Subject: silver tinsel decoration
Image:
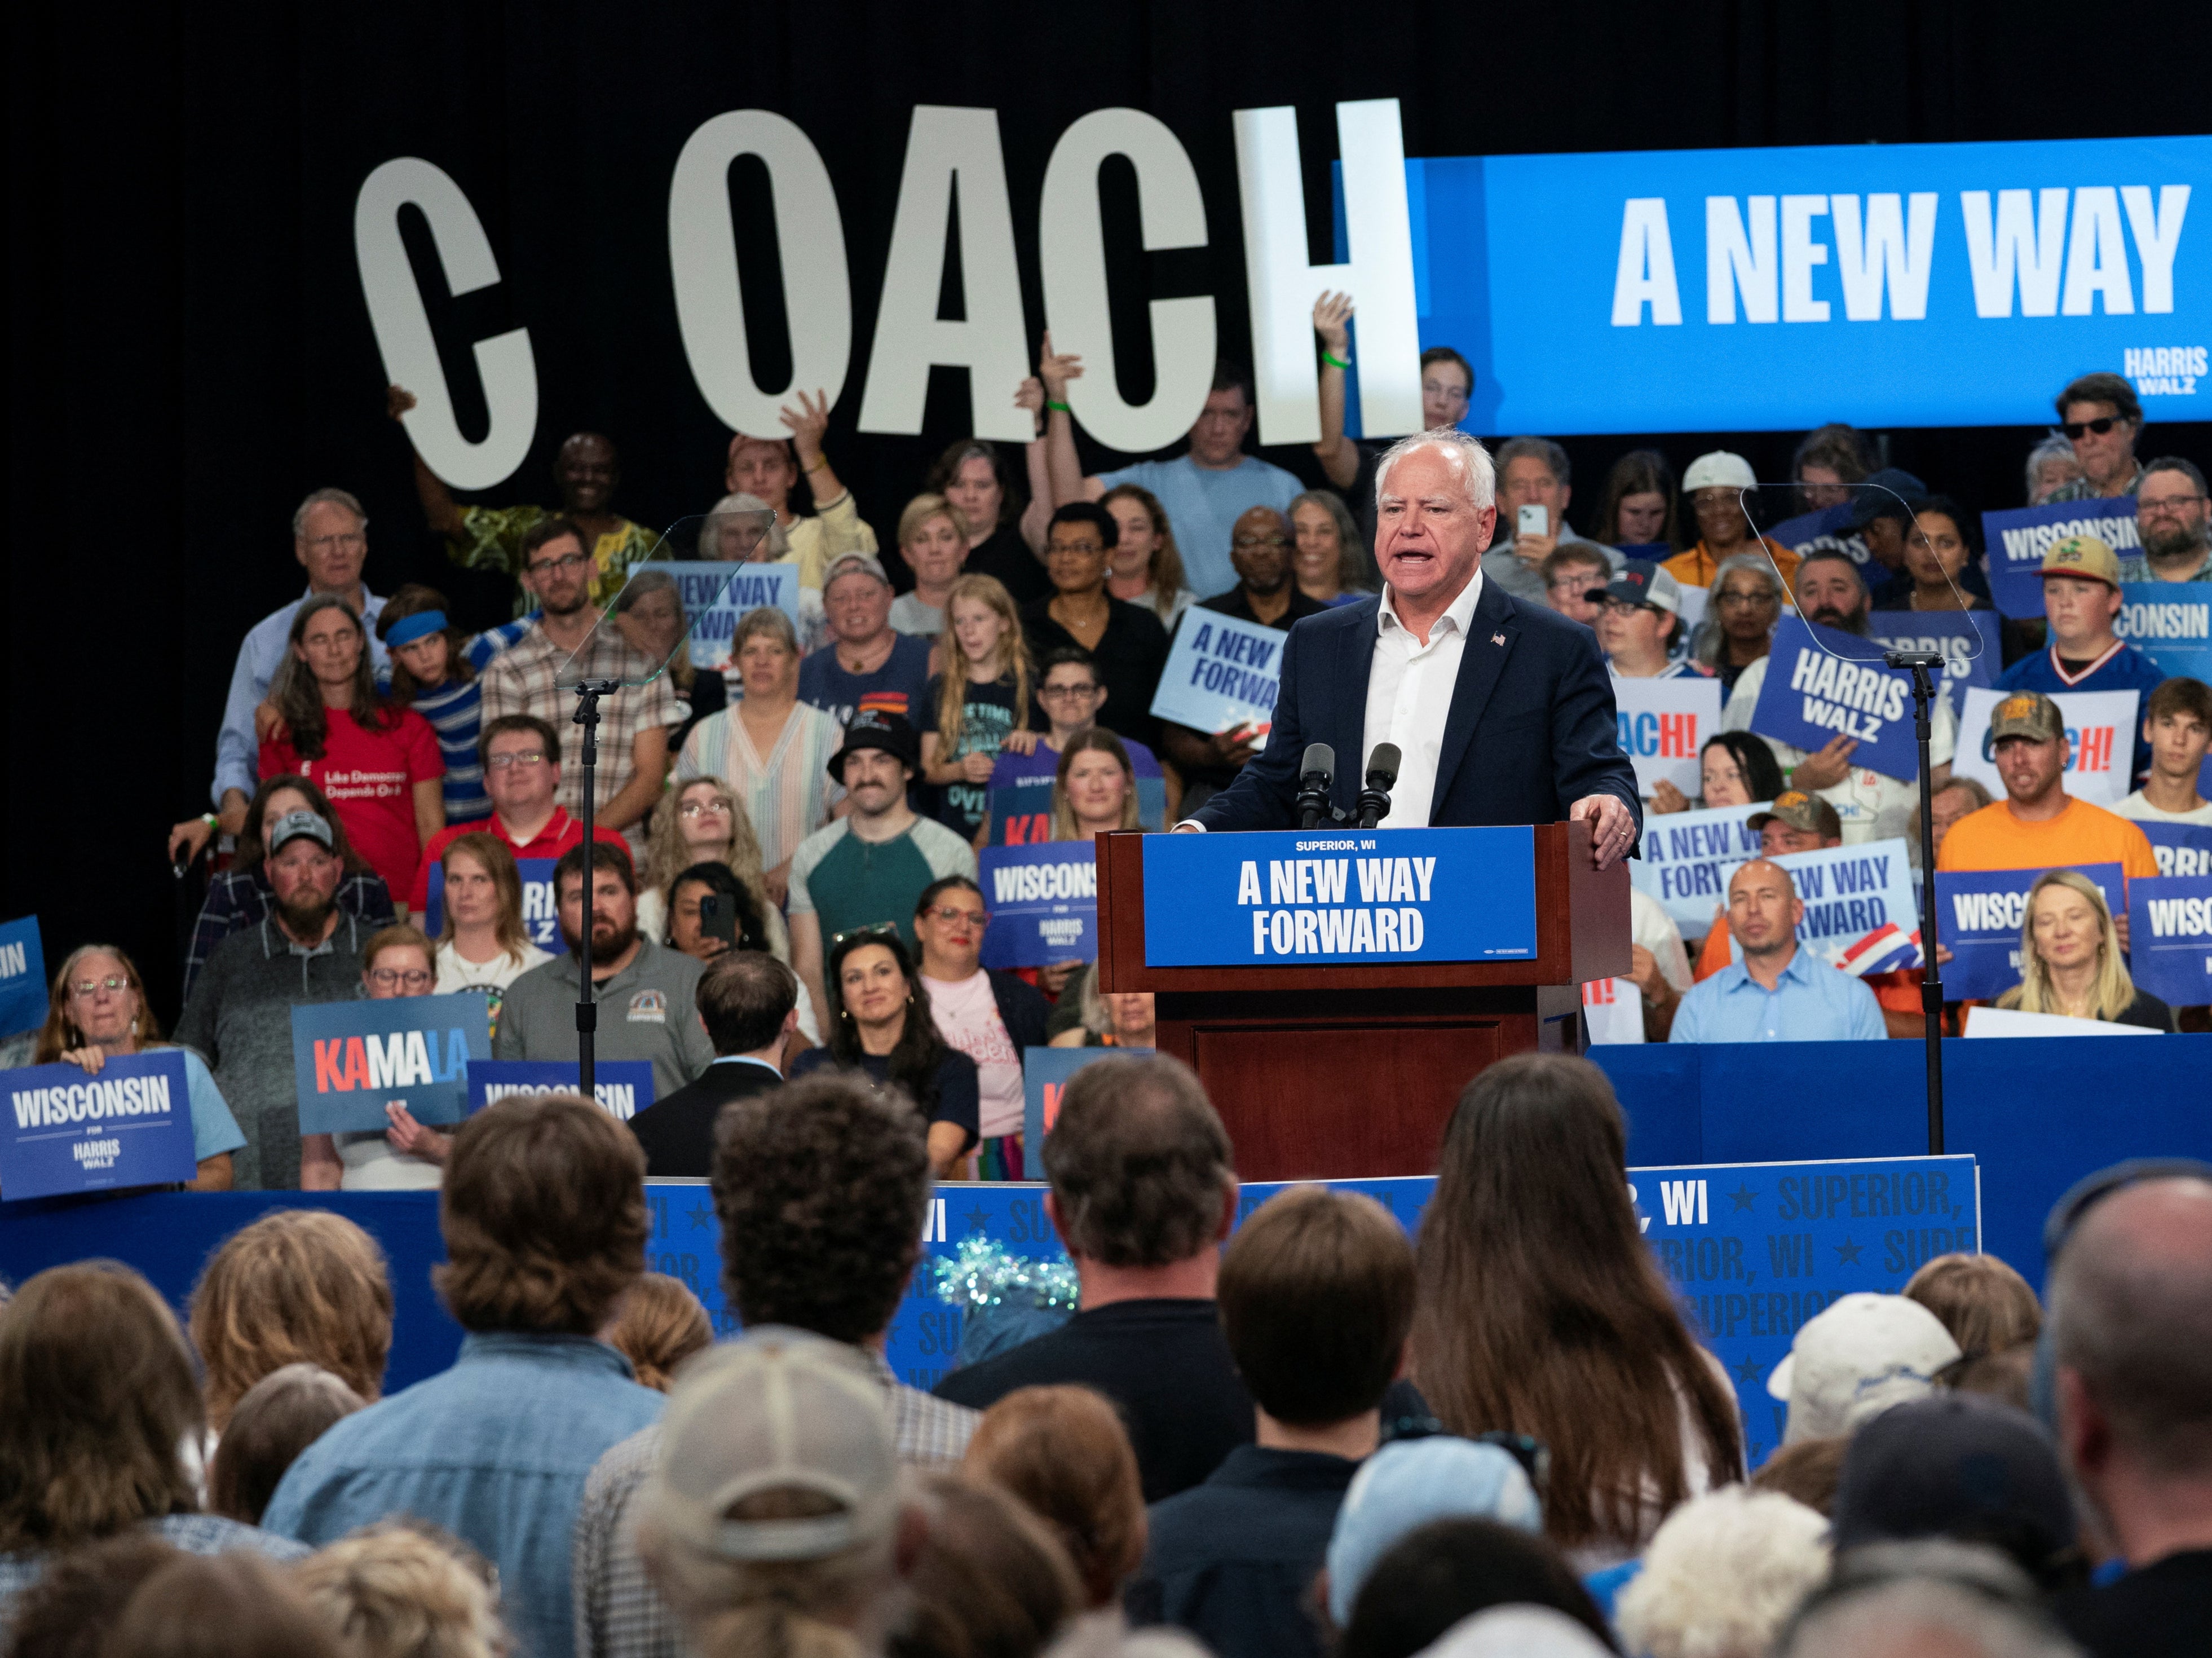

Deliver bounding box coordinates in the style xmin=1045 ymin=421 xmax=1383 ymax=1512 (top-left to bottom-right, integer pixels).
xmin=930 ymin=1237 xmax=1080 ymax=1311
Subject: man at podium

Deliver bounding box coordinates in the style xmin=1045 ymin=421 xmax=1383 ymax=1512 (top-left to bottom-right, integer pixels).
xmin=1178 ymin=431 xmax=1641 ymax=869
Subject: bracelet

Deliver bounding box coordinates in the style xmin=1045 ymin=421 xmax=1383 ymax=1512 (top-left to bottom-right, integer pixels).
xmin=1320 ymin=350 xmax=1350 ymax=369
xmin=804 ymin=455 xmax=830 ymax=473
xmin=1047 ymin=399 xmax=1071 ymax=412
xmin=200 ymin=812 xmax=218 ymax=828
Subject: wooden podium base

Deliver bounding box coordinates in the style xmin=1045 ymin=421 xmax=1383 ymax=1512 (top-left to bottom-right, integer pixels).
xmin=1153 ymin=984 xmax=1584 ymax=1180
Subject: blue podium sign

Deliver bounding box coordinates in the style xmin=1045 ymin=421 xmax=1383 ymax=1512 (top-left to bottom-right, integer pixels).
xmin=978 ymin=844 xmax=1097 ymax=969
xmin=1 ymin=1052 xmax=197 ymax=1200
xmin=2140 ymin=821 xmax=2212 ymax=879
xmin=465 ymin=1059 xmax=656 ymax=1122
xmin=1935 ymin=862 xmax=2125 ymax=1002
xmin=0 ymin=916 xmax=46 ymax=1039
xmin=291 ymin=994 xmax=490 ymax=1135
xmin=1140 ymin=827 xmax=1538 ymax=965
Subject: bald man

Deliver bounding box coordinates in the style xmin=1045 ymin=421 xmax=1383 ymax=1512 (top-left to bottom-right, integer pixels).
xmin=1669 ymin=858 xmax=1886 ymax=1042
xmin=2053 ymin=1175 xmax=2212 ymax=1655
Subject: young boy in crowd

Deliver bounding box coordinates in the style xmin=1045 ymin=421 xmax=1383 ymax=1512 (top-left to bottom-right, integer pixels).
xmin=1129 ymin=1185 xmax=1415 ymax=1658
xmin=2114 ymin=675 xmax=2212 ymax=826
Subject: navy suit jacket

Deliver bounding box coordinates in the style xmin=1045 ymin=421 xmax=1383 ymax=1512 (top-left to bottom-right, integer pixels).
xmin=1191 ymin=579 xmax=1641 ymax=837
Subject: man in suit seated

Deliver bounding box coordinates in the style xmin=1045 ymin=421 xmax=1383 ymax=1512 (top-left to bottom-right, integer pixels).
xmin=1179 ymin=430 xmax=1640 ymax=869
xmin=625 ymin=951 xmax=798 ymax=1177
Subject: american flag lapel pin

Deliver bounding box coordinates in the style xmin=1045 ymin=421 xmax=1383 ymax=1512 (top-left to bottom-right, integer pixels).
xmin=1491 ymin=632 xmax=1506 ymax=645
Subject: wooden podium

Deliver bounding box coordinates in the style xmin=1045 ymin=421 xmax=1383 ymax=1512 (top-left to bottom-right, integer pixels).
xmin=1093 ymin=822 xmax=1632 ymax=1181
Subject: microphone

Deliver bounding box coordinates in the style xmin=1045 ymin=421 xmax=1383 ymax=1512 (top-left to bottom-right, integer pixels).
xmin=1356 ymin=743 xmax=1401 ymax=829
xmin=1295 ymin=744 xmax=1335 ymax=829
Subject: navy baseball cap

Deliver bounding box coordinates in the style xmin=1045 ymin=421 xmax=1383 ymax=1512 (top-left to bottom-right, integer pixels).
xmin=1831 ymin=1393 xmax=2074 ymax=1568
xmin=1587 ymin=564 xmax=1683 ymax=616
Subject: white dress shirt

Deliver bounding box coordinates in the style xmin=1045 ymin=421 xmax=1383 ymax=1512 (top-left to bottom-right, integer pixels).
xmin=1365 ymin=570 xmax=1484 ymax=827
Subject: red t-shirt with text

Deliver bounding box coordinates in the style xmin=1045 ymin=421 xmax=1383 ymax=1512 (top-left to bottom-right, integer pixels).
xmin=263 ymin=709 xmax=444 ymax=905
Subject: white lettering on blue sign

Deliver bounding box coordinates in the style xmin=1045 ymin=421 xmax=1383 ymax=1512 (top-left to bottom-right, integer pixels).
xmin=11 ymin=1073 xmax=174 ymax=1129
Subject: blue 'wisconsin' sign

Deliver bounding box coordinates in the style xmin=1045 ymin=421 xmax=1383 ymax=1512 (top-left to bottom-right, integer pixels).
xmin=1933 ymin=862 xmax=2125 ymax=1002
xmin=0 ymin=916 xmax=46 ymax=1039
xmin=2127 ymin=876 xmax=2212 ymax=1007
xmin=290 ymin=994 xmax=490 ymax=1135
xmin=1981 ymin=500 xmax=2145 ymax=619
xmin=1749 ymin=615 xmax=1923 ymax=781
xmin=1 ymin=1051 xmax=197 ymax=1200
xmin=978 ymin=844 xmax=1098 ymax=969
xmin=2139 ymin=820 xmax=2212 ymax=879
xmin=465 ymin=1060 xmax=657 ymax=1122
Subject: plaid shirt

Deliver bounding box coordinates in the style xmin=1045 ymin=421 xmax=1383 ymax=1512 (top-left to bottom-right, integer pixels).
xmin=572 ymin=1351 xmax=975 ymax=1658
xmin=0 ymin=1514 xmax=306 ymax=1641
xmin=478 ymin=623 xmax=682 ymax=825
xmin=181 ymin=865 xmax=395 ymax=1003
xmin=2043 ymin=462 xmax=2143 ymax=502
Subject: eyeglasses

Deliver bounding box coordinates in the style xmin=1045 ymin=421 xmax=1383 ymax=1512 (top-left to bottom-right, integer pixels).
xmin=1039 ymin=682 xmax=1102 ymax=701
xmin=924 ymin=906 xmax=988 ymax=928
xmin=485 ymin=751 xmax=548 ymax=769
xmin=68 ymin=975 xmax=131 ymax=999
xmin=831 ymin=922 xmax=902 ymax=947
xmin=1716 ymin=588 xmax=1780 ymax=608
xmin=304 ymin=532 xmax=367 ymax=554
xmin=526 ymin=552 xmax=590 ymax=577
xmin=2060 ymin=416 xmax=2127 ymax=439
xmin=677 ymin=800 xmax=728 ymax=817
xmin=368 ymin=968 xmax=434 ymax=990
xmin=2139 ymin=493 xmax=2208 ymax=515
xmin=1233 ymin=535 xmax=1290 ymax=550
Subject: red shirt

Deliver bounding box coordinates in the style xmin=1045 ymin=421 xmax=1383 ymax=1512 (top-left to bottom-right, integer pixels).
xmin=410 ymin=805 xmax=631 ymax=912
xmin=262 ymin=709 xmax=443 ymax=905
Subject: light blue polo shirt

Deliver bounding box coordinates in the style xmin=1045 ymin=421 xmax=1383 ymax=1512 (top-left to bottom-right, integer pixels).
xmin=1669 ymin=945 xmax=1887 ymax=1043
xmin=1097 ymin=455 xmax=1303 ymax=602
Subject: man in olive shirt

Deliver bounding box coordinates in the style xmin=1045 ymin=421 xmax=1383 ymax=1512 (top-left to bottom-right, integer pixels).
xmin=495 ymin=841 xmax=713 ymax=1101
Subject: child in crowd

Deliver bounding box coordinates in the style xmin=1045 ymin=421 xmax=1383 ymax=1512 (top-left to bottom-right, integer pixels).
xmin=374 ymin=583 xmax=527 ymax=826
xmin=919 ymin=574 xmax=1034 ymax=841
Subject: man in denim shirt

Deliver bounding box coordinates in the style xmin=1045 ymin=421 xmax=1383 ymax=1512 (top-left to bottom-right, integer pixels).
xmin=263 ymin=1095 xmax=663 ymax=1658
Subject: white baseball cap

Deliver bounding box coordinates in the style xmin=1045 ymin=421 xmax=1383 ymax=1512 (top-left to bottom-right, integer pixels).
xmin=1767 ymin=1293 xmax=1962 ymax=1445
xmin=1682 ymin=451 xmax=1759 ymax=493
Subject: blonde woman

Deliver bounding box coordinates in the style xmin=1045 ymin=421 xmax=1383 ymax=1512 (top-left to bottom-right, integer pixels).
xmin=1100 ymin=484 xmax=1191 ymax=629
xmin=889 ymin=493 xmax=971 ymax=637
xmin=431 ymin=833 xmax=550 ymax=1035
xmin=637 ymin=776 xmax=790 ymax=961
xmin=1992 ymin=869 xmax=2173 ymax=1030
xmin=920 ymin=574 xmax=1034 ymax=840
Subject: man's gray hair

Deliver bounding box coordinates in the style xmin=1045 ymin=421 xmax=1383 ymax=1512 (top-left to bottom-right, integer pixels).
xmin=1494 ymin=436 xmax=1571 ymax=490
xmin=1777 ymin=1542 xmax=2079 ymax=1658
xmin=1374 ymin=429 xmax=1496 ymax=511
xmin=293 ymin=487 xmax=367 ymax=537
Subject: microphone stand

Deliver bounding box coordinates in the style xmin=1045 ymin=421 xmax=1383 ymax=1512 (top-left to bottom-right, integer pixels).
xmin=1884 ymin=650 xmax=1946 ymax=1155
xmin=571 ymin=677 xmax=618 ymax=1098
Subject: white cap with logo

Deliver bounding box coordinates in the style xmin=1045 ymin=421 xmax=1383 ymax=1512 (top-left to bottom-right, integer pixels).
xmin=1766 ymin=1291 xmax=1963 ymax=1445
xmin=1682 ymin=451 xmax=1759 ymax=493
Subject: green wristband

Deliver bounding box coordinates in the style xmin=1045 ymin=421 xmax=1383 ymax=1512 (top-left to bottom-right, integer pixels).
xmin=1046 ymin=399 xmax=1071 ymax=412
xmin=1320 ymin=350 xmax=1350 ymax=370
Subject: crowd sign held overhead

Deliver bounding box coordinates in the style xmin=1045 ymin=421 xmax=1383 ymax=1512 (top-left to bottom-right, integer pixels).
xmin=0 ymin=1052 xmax=196 ymax=1201
xmin=1630 ymin=800 xmax=1767 ymax=937
xmin=290 ymin=994 xmax=490 ymax=1136
xmin=1953 ymin=688 xmax=2137 ymax=809
xmin=1934 ymin=862 xmax=2125 ymax=1002
xmin=1612 ymin=677 xmax=1723 ymax=800
xmin=1749 ymin=616 xmax=1921 ymax=781
xmin=1150 ymin=611 xmax=1286 ymax=738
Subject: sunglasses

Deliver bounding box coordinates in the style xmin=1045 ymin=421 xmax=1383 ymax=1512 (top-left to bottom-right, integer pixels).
xmin=831 ymin=921 xmax=902 ymax=948
xmin=2060 ymin=416 xmax=2127 ymax=439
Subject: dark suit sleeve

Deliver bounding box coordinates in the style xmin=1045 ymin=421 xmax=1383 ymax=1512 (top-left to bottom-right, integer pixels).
xmin=1549 ymin=623 xmax=1644 ymax=842
xmin=1189 ymin=621 xmax=1309 ymax=832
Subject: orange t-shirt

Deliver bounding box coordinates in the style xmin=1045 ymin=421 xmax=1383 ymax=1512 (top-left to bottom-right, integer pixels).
xmin=1934 ymin=797 xmax=2160 ymax=880
xmin=1663 ymin=536 xmax=1799 ymax=591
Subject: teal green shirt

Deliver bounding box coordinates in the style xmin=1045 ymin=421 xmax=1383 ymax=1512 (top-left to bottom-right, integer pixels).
xmin=788 ymin=815 xmax=979 ymax=949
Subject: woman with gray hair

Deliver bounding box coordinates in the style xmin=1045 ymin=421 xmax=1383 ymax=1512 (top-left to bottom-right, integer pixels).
xmin=1689 ymin=552 xmax=1787 ymax=697
xmin=701 ymin=491 xmax=828 ymax=655
xmin=2026 ymin=433 xmax=2086 ymax=504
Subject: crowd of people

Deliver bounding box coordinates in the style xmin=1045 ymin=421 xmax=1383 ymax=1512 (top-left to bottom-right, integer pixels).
xmin=1 ymin=1053 xmax=2205 ymax=1658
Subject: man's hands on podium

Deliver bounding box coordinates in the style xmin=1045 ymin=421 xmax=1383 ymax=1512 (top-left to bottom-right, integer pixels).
xmin=1571 ymin=794 xmax=1636 ymax=870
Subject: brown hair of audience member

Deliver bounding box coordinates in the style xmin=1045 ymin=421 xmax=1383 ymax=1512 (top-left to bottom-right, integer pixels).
xmin=1336 ymin=1517 xmax=1617 ymax=1658
xmin=1039 ymin=1056 xmax=1234 ymax=1268
xmin=34 ymin=942 xmax=161 ymax=1062
xmin=1941 ymin=1345 xmax=2037 ymax=1413
xmin=364 ymin=921 xmax=437 ymax=976
xmin=1218 ymin=1185 xmax=1415 ymax=1426
xmin=438 ymin=832 xmax=535 ymax=962
xmin=1905 ymin=1253 xmax=2043 ymax=1357
xmin=292 ymin=1520 xmax=507 ymax=1658
xmin=1590 ymin=448 xmax=1681 ymax=549
xmin=269 ymin=594 xmax=400 ymax=761
xmin=235 ymin=772 xmax=374 ymax=874
xmin=891 ymin=1474 xmax=1083 ymax=1658
xmin=608 ymin=1273 xmax=716 ymax=1392
xmin=1097 ymin=484 xmax=1188 ymax=614
xmin=434 ymin=1093 xmax=648 ymax=1335
xmin=100 ymin=1551 xmax=345 ymax=1658
xmin=3 ymin=1531 xmax=181 ymax=1658
xmin=961 ymin=1387 xmax=1146 ymax=1609
xmin=189 ymin=1209 xmax=394 ymax=1431
xmin=1050 ymin=727 xmax=1142 ymax=840
xmin=205 ymin=1364 xmax=367 ymax=1526
xmin=0 ymin=1263 xmax=202 ymax=1553
xmin=696 ymin=950 xmax=800 ymax=1054
xmin=1411 ymin=1055 xmax=1743 ymax=1551
xmin=710 ymin=1074 xmax=930 ymax=1342
xmin=1751 ymin=1436 xmax=1849 ymax=1518
xmin=374 ymin=583 xmax=478 ymax=704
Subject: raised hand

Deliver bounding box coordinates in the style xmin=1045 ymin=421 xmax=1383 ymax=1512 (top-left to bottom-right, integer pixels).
xmin=1312 ymin=291 xmax=1354 ymax=352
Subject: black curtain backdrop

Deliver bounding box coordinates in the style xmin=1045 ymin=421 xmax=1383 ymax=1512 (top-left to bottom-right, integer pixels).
xmin=11 ymin=1 xmax=2212 ymax=1024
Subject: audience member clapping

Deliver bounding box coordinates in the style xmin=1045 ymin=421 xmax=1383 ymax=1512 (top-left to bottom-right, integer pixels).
xmin=1992 ymin=869 xmax=2173 ymax=1030
xmin=891 ymin=1473 xmax=1082 ymax=1658
xmin=636 ymin=775 xmax=788 ymax=958
xmin=920 ymin=575 xmax=1034 ymax=841
xmin=303 ymin=923 xmax=453 ymax=1188
xmin=1613 ymin=1487 xmax=1830 ymax=1658
xmin=98 ymin=1550 xmax=345 ymax=1658
xmin=292 ymin=1520 xmax=509 ymax=1658
xmin=0 ymin=1263 xmax=306 ymax=1631
xmin=1 ymin=1531 xmax=180 ymax=1658
xmin=189 ymin=1209 xmax=393 ymax=1434
xmin=206 ymin=1365 xmax=366 ymax=1528
xmin=1409 ymin=1055 xmax=1742 ymax=1566
xmin=1774 ymin=1540 xmax=2082 ymax=1658
xmin=962 ymin=1387 xmax=1147 ymax=1612
xmin=1766 ymin=1293 xmax=1961 ymax=1444
xmin=606 ymin=1273 xmax=714 ymax=1394
xmin=1904 ymin=1250 xmax=2042 ymax=1358
xmin=35 ymin=942 xmax=245 ymax=1190
xmin=890 ymin=493 xmax=972 ymax=635
xmin=1335 ymin=1520 xmax=1614 ymax=1658
xmin=1321 ymin=1437 xmax=1545 ymax=1631
xmin=262 ymin=1095 xmax=664 ymax=1658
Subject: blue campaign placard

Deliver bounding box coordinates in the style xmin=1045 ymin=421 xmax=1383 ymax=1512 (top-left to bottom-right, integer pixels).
xmin=640 ymin=1150 xmax=1977 ymax=1454
xmin=1766 ymin=502 xmax=1861 ymax=557
xmin=2117 ymin=583 xmax=2212 ymax=680
xmin=427 ymin=857 xmax=564 ymax=955
xmin=1615 ymin=541 xmax=1674 ymax=563
xmin=2128 ymin=877 xmax=2212 ymax=1006
xmin=0 ymin=916 xmax=46 ymax=1038
xmin=464 ymin=1059 xmax=657 ymax=1122
xmin=1981 ymin=500 xmax=2146 ymax=619
xmin=1021 ymin=1044 xmax=1153 ymax=1151
xmin=290 ymin=994 xmax=490 ymax=1135
xmin=1749 ymin=614 xmax=1922 ymax=780
xmin=1761 ymin=839 xmax=1922 ymax=975
xmin=1141 ymin=826 xmax=1538 ymax=966
xmin=1867 ymin=611 xmax=2003 ymax=699
xmin=1933 ymin=862 xmax=2125 ymax=1002
xmin=977 ymin=844 xmax=1097 ymax=970
xmin=1 ymin=1051 xmax=197 ymax=1200
xmin=1631 ymin=801 xmax=1767 ymax=939
xmin=2139 ymin=820 xmax=2212 ymax=879
xmin=1149 ymin=611 xmax=1287 ymax=735
xmin=655 ymin=562 xmax=802 ymax=672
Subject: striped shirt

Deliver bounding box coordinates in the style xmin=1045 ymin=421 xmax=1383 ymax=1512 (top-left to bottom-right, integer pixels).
xmin=674 ymin=700 xmax=846 ymax=875
xmin=380 ymin=620 xmax=532 ymax=825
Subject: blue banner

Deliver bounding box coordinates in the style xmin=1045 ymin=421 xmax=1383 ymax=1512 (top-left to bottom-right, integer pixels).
xmin=290 ymin=994 xmax=491 ymax=1135
xmin=1148 ymin=611 xmax=1286 ymax=736
xmin=2140 ymin=820 xmax=2212 ymax=878
xmin=0 ymin=916 xmax=45 ymax=1039
xmin=2127 ymin=877 xmax=2212 ymax=1007
xmin=1766 ymin=502 xmax=1866 ymax=561
xmin=2117 ymin=583 xmax=2212 ymax=680
xmin=1 ymin=1052 xmax=197 ymax=1201
xmin=1141 ymin=827 xmax=1538 ymax=965
xmin=977 ymin=844 xmax=1097 ymax=969
xmin=985 ymin=744 xmax=1169 ymax=844
xmin=1615 ymin=541 xmax=1674 ymax=563
xmin=1632 ymin=802 xmax=1767 ymax=939
xmin=1867 ymin=611 xmax=2003 ymax=699
xmin=1761 ymin=839 xmax=1922 ymax=976
xmin=1933 ymin=862 xmax=2125 ymax=1002
xmin=1981 ymin=500 xmax=2145 ymax=619
xmin=654 ymin=562 xmax=802 ymax=672
xmin=1748 ymin=615 xmax=1922 ymax=780
xmin=426 ymin=858 xmax=564 ymax=955
xmin=1368 ymin=136 xmax=2212 ymax=438
xmin=642 ymin=1152 xmax=1977 ymax=1461
xmin=463 ymin=1059 xmax=657 ymax=1122
xmin=1021 ymin=1044 xmax=1151 ymax=1151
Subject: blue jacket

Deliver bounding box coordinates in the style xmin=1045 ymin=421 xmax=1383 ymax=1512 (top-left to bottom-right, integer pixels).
xmin=1193 ymin=582 xmax=1641 ymax=837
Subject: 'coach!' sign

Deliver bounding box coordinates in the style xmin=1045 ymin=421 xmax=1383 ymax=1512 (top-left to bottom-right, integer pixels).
xmin=1140 ymin=827 xmax=1538 ymax=965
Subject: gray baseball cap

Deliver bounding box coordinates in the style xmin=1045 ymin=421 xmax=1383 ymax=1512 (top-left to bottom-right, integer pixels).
xmin=265 ymin=809 xmax=334 ymax=856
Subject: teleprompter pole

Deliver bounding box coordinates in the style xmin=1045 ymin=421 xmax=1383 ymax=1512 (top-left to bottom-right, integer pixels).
xmin=1884 ymin=650 xmax=1946 ymax=1154
xmin=571 ymin=679 xmax=617 ymax=1099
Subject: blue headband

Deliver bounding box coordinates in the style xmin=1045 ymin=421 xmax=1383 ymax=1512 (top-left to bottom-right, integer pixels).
xmin=385 ymin=610 xmax=449 ymax=647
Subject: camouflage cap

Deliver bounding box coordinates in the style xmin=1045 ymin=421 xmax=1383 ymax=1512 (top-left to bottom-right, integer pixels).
xmin=1989 ymin=690 xmax=2065 ymax=743
xmin=2040 ymin=534 xmax=2122 ymax=589
xmin=1747 ymin=789 xmax=1843 ymax=840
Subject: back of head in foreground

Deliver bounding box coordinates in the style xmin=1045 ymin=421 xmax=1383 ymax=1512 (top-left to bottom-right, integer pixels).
xmin=963 ymin=1386 xmax=1146 ymax=1609
xmin=206 ymin=1362 xmax=367 ymax=1525
xmin=1409 ymin=1053 xmax=1741 ymax=1551
xmin=1613 ymin=1485 xmax=1830 ymax=1658
xmin=1903 ymin=1251 xmax=2042 ymax=1358
xmin=1773 ymin=1541 xmax=2082 ymax=1658
xmin=606 ymin=1272 xmax=714 ymax=1392
xmin=291 ymin=1519 xmax=508 ymax=1658
xmin=96 ymin=1550 xmax=344 ymax=1658
xmin=3 ymin=1531 xmax=180 ymax=1658
xmin=889 ymin=1472 xmax=1083 ymax=1658
xmin=1038 ymin=1056 xmax=1235 ymax=1269
xmin=1337 ymin=1518 xmax=1614 ymax=1658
